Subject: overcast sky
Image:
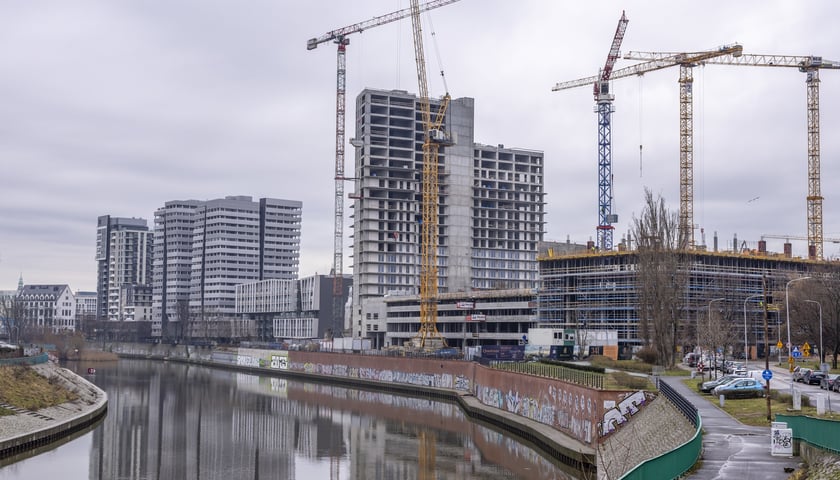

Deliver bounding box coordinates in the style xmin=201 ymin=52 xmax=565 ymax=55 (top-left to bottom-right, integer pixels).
xmin=1 ymin=1 xmax=839 ymax=292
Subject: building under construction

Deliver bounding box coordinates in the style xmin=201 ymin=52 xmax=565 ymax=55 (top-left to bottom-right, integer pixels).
xmin=349 ymin=88 xmax=545 ymax=342
xmin=538 ymin=245 xmax=838 ymax=359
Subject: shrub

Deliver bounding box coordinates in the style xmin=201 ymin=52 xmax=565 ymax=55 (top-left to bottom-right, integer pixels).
xmin=612 ymin=371 xmax=651 ymax=390
xmin=635 ymin=346 xmax=659 ymax=365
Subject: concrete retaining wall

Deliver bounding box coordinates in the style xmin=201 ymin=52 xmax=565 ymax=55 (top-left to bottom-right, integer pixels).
xmin=0 ymin=363 xmax=108 ymax=461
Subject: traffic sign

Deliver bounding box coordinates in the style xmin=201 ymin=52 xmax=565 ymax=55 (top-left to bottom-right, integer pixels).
xmin=776 ymin=340 xmax=783 ymax=349
xmin=762 ymin=369 xmax=773 ymax=381
xmin=793 ymin=350 xmax=802 ymax=359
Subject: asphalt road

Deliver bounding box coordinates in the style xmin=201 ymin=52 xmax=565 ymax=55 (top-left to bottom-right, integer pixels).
xmin=661 ymin=376 xmax=802 ymax=479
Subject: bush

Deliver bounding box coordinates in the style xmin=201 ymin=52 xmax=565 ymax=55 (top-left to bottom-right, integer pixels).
xmin=635 ymin=346 xmax=659 ymax=365
xmin=612 ymin=371 xmax=651 ymax=390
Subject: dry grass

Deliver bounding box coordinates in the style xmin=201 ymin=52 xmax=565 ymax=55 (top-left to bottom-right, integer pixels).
xmin=66 ymin=350 xmax=118 ymax=362
xmin=0 ymin=366 xmax=78 ymax=411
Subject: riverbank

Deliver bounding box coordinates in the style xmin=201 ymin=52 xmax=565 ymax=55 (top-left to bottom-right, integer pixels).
xmin=0 ymin=362 xmax=108 ymax=462
xmin=110 ymin=343 xmax=700 ymax=477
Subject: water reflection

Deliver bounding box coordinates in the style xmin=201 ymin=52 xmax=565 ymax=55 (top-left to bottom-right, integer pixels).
xmin=0 ymin=359 xmax=582 ymax=480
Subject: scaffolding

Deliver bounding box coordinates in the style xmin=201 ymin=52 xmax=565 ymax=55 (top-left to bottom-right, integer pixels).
xmin=538 ymin=251 xmax=823 ymax=358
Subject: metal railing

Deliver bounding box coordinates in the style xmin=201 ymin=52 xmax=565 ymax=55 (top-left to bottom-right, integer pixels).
xmin=655 ymin=377 xmax=698 ymax=428
xmin=0 ymin=353 xmax=49 ymax=366
xmin=487 ymin=360 xmax=604 ymax=389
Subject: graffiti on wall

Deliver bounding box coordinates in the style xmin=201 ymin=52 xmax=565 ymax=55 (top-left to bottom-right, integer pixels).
xmin=598 ymin=391 xmax=652 ymax=437
xmin=237 ymin=355 xmax=262 ymax=368
xmin=288 ymin=361 xmax=472 ymax=392
xmin=474 ymin=382 xmax=595 ymax=444
xmin=270 ymin=354 xmax=288 ymax=370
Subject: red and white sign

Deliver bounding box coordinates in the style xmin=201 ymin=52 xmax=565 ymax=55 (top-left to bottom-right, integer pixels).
xmin=467 ymin=314 xmax=486 ymax=322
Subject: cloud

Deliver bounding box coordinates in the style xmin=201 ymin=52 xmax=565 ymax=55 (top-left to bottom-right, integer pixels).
xmin=1 ymin=0 xmax=839 ymax=291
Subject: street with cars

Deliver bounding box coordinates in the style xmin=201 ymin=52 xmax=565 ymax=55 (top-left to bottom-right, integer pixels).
xmin=689 ymin=354 xmax=840 ymax=413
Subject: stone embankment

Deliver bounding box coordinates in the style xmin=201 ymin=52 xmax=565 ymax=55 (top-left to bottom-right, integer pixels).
xmin=0 ymin=362 xmax=108 ymax=461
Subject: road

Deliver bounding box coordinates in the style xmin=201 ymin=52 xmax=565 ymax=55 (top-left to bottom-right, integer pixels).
xmin=696 ymin=361 xmax=840 ymax=413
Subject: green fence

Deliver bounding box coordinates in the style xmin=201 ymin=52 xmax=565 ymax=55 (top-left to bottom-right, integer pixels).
xmin=619 ymin=413 xmax=703 ymax=480
xmin=776 ymin=413 xmax=840 ymax=455
xmin=490 ymin=361 xmax=604 ymax=389
xmin=0 ymin=353 xmax=48 ymax=366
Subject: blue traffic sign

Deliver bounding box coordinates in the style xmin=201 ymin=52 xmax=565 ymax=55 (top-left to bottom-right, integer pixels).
xmin=793 ymin=350 xmax=803 ymax=358
xmin=762 ymin=369 xmax=773 ymax=381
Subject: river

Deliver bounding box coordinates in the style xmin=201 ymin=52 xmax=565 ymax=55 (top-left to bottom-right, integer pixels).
xmin=0 ymin=359 xmax=582 ymax=479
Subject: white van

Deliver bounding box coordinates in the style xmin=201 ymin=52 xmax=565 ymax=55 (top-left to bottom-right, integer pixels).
xmin=745 ymin=370 xmax=766 ymax=382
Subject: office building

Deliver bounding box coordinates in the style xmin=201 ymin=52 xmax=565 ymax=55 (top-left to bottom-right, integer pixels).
xmin=235 ymin=274 xmax=352 ymax=342
xmin=153 ymin=196 xmax=302 ymax=339
xmin=349 ymin=88 xmax=545 ymax=339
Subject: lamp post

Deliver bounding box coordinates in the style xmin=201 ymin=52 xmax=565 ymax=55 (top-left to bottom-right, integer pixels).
xmin=743 ymin=294 xmax=762 ymax=369
xmin=804 ymin=299 xmax=823 ymax=366
xmin=708 ymin=298 xmax=725 ymax=379
xmin=785 ymin=276 xmax=811 ymax=373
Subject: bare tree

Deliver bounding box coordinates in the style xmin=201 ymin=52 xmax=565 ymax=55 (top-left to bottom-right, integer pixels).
xmin=788 ymin=269 xmax=840 ymax=367
xmin=0 ymin=297 xmax=27 ymax=344
xmin=175 ymin=299 xmax=191 ymax=344
xmin=632 ymin=188 xmax=685 ymax=368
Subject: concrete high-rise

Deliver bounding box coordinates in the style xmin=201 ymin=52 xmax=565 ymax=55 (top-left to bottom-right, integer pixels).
xmin=95 ymin=216 xmax=153 ymax=322
xmin=349 ymin=88 xmax=545 ymax=338
xmin=152 ymin=196 xmax=302 ymax=339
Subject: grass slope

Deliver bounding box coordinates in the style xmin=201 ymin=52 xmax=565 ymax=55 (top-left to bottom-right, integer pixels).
xmin=0 ymin=366 xmax=78 ymax=412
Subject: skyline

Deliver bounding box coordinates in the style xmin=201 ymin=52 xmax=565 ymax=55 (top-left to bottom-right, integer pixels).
xmin=2 ymin=1 xmax=839 ymax=291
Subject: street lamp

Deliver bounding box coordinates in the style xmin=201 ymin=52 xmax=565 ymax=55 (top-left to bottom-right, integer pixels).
xmin=708 ymin=298 xmax=725 ymax=378
xmin=785 ymin=276 xmax=811 ymax=373
xmin=804 ymin=299 xmax=823 ymax=366
xmin=743 ymin=294 xmax=762 ymax=369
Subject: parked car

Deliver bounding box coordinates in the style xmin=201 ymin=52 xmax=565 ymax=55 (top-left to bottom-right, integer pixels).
xmin=793 ymin=367 xmax=812 ymax=383
xmin=712 ymin=378 xmax=766 ymax=399
xmin=699 ymin=374 xmax=745 ymax=393
xmin=820 ymin=373 xmax=840 ymax=390
xmin=804 ymin=370 xmax=827 ymax=386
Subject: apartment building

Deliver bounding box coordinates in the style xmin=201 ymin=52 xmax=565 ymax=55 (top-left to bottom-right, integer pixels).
xmin=95 ymin=216 xmax=153 ymax=322
xmin=17 ymin=284 xmax=76 ymax=333
xmin=349 ymin=88 xmax=545 ymax=339
xmin=153 ymin=196 xmax=302 ymax=340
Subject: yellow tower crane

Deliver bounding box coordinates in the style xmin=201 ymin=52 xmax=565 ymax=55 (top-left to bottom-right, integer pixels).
xmin=307 ymin=0 xmax=460 ymax=339
xmin=626 ymin=51 xmax=840 ymax=260
xmin=410 ymin=0 xmax=451 ymax=350
xmin=554 ymin=44 xmax=743 ymax=250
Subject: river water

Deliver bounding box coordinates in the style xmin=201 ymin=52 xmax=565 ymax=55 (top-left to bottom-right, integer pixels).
xmin=0 ymin=359 xmax=582 ymax=480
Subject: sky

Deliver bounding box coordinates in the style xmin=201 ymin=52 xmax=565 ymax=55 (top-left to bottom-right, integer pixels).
xmin=1 ymin=1 xmax=839 ymax=292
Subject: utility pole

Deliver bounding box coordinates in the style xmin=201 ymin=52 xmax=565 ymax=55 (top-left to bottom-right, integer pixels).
xmin=763 ymin=275 xmax=771 ymax=421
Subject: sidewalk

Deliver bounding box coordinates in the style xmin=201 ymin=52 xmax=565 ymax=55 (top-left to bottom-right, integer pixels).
xmin=658 ymin=377 xmax=801 ymax=479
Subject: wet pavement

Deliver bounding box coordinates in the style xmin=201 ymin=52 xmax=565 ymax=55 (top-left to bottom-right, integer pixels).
xmin=659 ymin=376 xmax=802 ymax=479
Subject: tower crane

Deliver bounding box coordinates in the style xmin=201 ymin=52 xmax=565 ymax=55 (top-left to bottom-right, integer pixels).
xmin=555 ymin=44 xmax=742 ymax=250
xmin=626 ymin=51 xmax=840 ymax=260
xmin=306 ymin=0 xmax=460 ymax=338
xmin=410 ymin=0 xmax=451 ymax=349
xmin=552 ymin=11 xmax=629 ymax=251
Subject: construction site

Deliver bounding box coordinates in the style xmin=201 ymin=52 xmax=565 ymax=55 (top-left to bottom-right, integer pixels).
xmin=307 ymin=3 xmax=840 ymax=356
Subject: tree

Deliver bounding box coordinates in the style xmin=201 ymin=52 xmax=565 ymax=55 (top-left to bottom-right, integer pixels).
xmin=175 ymin=299 xmax=191 ymax=344
xmin=788 ymin=268 xmax=840 ymax=367
xmin=0 ymin=297 xmax=27 ymax=344
xmin=632 ymin=188 xmax=686 ymax=368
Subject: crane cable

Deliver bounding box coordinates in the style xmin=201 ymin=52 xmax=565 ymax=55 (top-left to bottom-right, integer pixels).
xmin=638 ymin=74 xmax=643 ymax=178
xmin=425 ymin=10 xmax=449 ymax=93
